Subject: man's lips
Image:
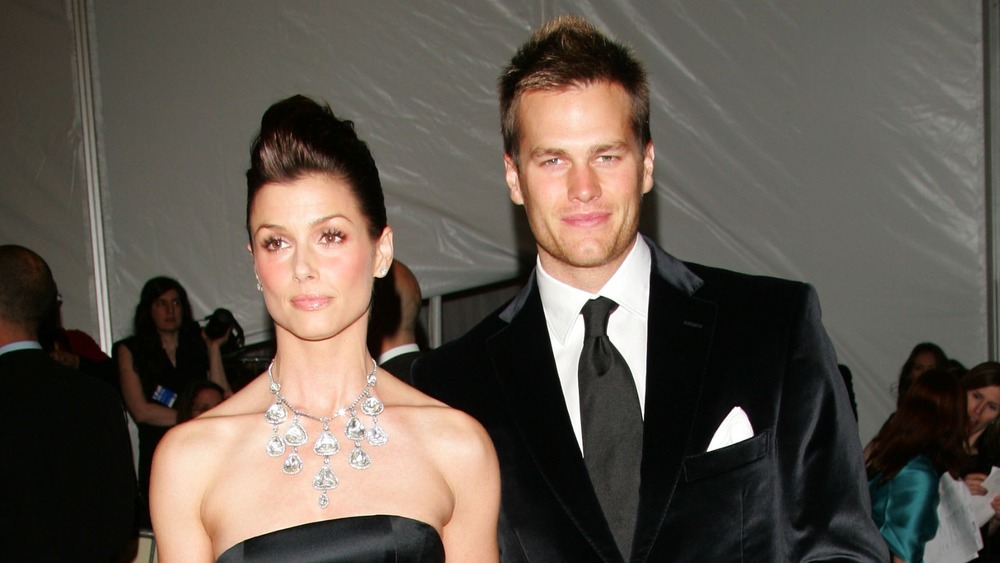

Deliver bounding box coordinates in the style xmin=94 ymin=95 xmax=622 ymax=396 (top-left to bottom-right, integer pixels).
xmin=564 ymin=211 xmax=610 ymax=228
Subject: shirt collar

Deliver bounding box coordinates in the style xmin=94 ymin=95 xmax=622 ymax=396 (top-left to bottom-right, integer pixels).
xmin=378 ymin=343 xmax=421 ymax=365
xmin=537 ymin=236 xmax=651 ymax=344
xmin=0 ymin=340 xmax=43 ymax=357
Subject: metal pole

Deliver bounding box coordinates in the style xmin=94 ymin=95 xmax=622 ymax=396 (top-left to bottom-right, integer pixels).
xmin=70 ymin=0 xmax=113 ymax=351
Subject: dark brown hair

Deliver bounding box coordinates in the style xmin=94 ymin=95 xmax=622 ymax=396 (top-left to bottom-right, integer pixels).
xmin=176 ymin=380 xmax=225 ymax=423
xmin=245 ymin=95 xmax=387 ymax=240
xmin=867 ymin=368 xmax=968 ymax=482
xmin=961 ymin=361 xmax=1000 ymax=392
xmin=498 ymin=15 xmax=650 ymax=166
xmin=895 ymin=342 xmax=947 ymax=407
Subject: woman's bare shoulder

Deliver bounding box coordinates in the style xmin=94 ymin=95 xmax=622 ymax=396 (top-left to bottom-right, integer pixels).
xmin=386 ymin=383 xmax=496 ymax=472
xmin=156 ymin=377 xmax=268 ymax=467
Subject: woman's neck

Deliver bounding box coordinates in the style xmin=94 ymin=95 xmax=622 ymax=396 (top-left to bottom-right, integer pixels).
xmin=158 ymin=329 xmax=180 ymax=350
xmin=269 ymin=331 xmax=375 ymax=413
xmin=968 ymin=429 xmax=985 ymax=453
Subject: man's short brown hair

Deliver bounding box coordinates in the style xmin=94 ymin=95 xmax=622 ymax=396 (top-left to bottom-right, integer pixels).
xmin=498 ymin=15 xmax=651 ymax=165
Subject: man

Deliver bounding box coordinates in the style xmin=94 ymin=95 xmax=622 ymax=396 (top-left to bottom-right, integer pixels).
xmin=413 ymin=16 xmax=886 ymax=562
xmin=369 ymin=260 xmax=425 ymax=383
xmin=0 ymin=245 xmax=136 ymax=560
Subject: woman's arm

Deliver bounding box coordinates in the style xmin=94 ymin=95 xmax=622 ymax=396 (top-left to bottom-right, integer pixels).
xmin=150 ymin=425 xmax=215 ymax=562
xmin=118 ymin=344 xmax=179 ymax=426
xmin=440 ymin=411 xmax=501 ymax=562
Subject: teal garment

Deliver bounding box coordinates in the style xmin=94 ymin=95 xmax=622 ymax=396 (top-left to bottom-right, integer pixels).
xmin=868 ymin=455 xmax=940 ymax=563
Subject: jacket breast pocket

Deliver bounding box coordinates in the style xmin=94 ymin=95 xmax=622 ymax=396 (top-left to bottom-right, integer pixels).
xmin=681 ymin=428 xmax=771 ymax=482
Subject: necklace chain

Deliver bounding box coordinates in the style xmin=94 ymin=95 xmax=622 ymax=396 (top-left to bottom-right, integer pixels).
xmin=263 ymin=358 xmax=388 ymax=509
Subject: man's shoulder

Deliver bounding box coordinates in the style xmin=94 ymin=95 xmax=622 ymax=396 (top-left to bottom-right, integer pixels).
xmin=5 ymin=348 xmax=119 ymax=404
xmin=421 ymin=298 xmax=513 ymax=368
xmin=679 ymin=260 xmax=811 ymax=303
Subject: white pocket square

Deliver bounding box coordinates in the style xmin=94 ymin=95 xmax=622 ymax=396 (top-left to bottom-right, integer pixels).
xmin=707 ymin=406 xmax=754 ymax=452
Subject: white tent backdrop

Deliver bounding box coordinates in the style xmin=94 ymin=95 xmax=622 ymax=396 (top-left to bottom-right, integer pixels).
xmin=1 ymin=0 xmax=994 ymax=442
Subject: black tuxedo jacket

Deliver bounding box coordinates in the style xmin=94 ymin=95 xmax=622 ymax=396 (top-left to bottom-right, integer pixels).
xmin=380 ymin=350 xmax=423 ymax=386
xmin=413 ymin=238 xmax=886 ymax=562
xmin=0 ymin=348 xmax=136 ymax=561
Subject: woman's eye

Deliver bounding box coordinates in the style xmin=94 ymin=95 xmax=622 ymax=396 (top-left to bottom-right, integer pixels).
xmin=261 ymin=236 xmax=286 ymax=251
xmin=320 ymin=230 xmax=345 ymax=244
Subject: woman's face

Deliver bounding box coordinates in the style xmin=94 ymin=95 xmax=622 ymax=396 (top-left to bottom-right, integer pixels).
xmin=968 ymin=385 xmax=1000 ymax=436
xmin=191 ymin=388 xmax=223 ymax=418
xmin=150 ymin=289 xmax=183 ymax=333
xmin=248 ymin=174 xmax=392 ymax=343
xmin=909 ymin=351 xmax=938 ymax=380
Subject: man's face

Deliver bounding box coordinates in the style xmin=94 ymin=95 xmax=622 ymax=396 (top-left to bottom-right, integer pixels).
xmin=504 ymin=82 xmax=654 ymax=291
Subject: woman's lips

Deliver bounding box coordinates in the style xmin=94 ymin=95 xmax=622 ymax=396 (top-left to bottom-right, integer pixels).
xmin=291 ymin=295 xmax=331 ymax=311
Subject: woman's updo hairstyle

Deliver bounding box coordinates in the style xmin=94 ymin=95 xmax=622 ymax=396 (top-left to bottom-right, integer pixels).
xmin=245 ymin=95 xmax=387 ymax=240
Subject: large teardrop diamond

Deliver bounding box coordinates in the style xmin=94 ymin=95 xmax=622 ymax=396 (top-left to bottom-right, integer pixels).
xmin=282 ymin=452 xmax=303 ymax=475
xmin=366 ymin=424 xmax=388 ymax=447
xmin=313 ymin=431 xmax=341 ymax=456
xmin=361 ymin=396 xmax=384 ymax=416
xmin=284 ymin=422 xmax=308 ymax=447
xmin=264 ymin=403 xmax=288 ymax=424
xmin=313 ymin=466 xmax=339 ymax=491
xmin=349 ymin=446 xmax=372 ymax=470
xmin=266 ymin=435 xmax=286 ymax=457
xmin=344 ymin=416 xmax=366 ymax=441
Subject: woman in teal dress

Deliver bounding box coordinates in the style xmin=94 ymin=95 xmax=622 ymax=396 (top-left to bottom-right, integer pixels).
xmin=867 ymin=368 xmax=968 ymax=563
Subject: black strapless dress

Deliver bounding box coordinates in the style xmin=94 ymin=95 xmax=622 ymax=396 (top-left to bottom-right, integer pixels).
xmin=216 ymin=515 xmax=444 ymax=563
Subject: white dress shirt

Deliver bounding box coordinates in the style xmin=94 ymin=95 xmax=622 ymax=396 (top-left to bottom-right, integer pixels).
xmin=378 ymin=343 xmax=421 ymax=366
xmin=536 ymin=236 xmax=651 ymax=451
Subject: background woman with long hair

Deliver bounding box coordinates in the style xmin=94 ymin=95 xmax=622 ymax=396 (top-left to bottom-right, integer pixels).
xmin=960 ymin=362 xmax=1000 ymax=561
xmin=117 ymin=276 xmax=231 ymax=526
xmin=867 ymin=368 xmax=968 ymax=563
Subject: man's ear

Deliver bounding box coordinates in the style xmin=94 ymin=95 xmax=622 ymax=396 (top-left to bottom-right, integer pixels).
xmin=504 ymin=154 xmax=525 ymax=206
xmin=641 ymin=142 xmax=655 ymax=195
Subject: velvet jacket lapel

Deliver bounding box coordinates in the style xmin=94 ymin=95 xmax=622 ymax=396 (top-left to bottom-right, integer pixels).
xmin=485 ymin=238 xmax=716 ymax=562
xmin=487 ymin=282 xmax=622 ymax=560
xmin=631 ymin=240 xmax=717 ymax=560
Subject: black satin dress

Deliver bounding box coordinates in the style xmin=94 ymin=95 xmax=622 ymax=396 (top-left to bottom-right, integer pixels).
xmin=216 ymin=515 xmax=444 ymax=563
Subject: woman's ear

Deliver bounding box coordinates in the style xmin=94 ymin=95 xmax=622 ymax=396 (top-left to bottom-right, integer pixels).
xmin=375 ymin=227 xmax=394 ymax=277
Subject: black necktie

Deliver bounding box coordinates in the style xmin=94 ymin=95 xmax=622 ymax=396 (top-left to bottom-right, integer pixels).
xmin=578 ymin=297 xmax=642 ymax=559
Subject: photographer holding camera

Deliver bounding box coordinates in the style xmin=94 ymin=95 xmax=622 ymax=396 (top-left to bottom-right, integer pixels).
xmin=115 ymin=276 xmax=232 ymax=528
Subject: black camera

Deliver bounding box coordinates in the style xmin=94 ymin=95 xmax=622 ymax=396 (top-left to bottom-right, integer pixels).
xmin=204 ymin=308 xmax=244 ymax=352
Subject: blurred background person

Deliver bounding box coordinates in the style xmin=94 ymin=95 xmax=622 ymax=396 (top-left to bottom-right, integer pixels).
xmin=960 ymin=362 xmax=1000 ymax=562
xmin=0 ymin=245 xmax=135 ymax=561
xmin=368 ymin=259 xmax=426 ymax=384
xmin=116 ymin=275 xmax=231 ymax=527
xmin=37 ymin=283 xmax=116 ymax=388
xmin=896 ymin=342 xmax=948 ymax=407
xmin=176 ymin=380 xmax=226 ymax=424
xmin=866 ymin=368 xmax=968 ymax=563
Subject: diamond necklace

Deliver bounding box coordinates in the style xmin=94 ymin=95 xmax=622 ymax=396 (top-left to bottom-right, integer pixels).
xmin=263 ymin=358 xmax=388 ymax=509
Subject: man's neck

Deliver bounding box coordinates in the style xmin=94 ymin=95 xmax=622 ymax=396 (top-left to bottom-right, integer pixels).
xmin=0 ymin=323 xmax=35 ymax=349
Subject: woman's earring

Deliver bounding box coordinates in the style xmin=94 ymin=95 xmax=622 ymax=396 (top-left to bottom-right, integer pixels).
xmin=379 ymin=267 xmax=387 ymax=277
xmin=256 ymin=280 xmax=262 ymax=291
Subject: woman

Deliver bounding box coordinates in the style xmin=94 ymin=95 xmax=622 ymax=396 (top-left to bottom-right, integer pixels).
xmin=117 ymin=276 xmax=231 ymax=526
xmin=895 ymin=342 xmax=948 ymax=406
xmin=867 ymin=368 xmax=968 ymax=563
xmin=961 ymin=362 xmax=1000 ymax=561
xmin=150 ymin=95 xmax=500 ymax=562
